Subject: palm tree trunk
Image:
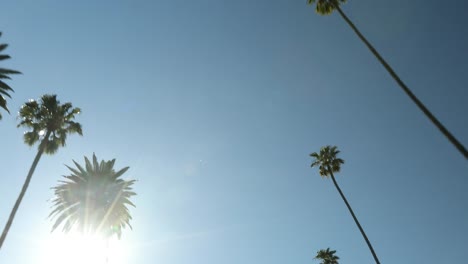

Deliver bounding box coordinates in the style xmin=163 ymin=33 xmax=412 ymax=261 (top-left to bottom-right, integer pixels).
xmin=329 ymin=170 xmax=381 ymax=264
xmin=0 ymin=133 xmax=49 ymax=250
xmin=333 ymin=4 xmax=468 ymax=160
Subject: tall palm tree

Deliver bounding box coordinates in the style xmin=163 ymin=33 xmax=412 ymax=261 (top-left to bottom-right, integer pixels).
xmin=310 ymin=146 xmax=381 ymax=264
xmin=315 ymin=248 xmax=340 ymax=264
xmin=0 ymin=94 xmax=82 ymax=250
xmin=307 ymin=0 xmax=468 ymax=160
xmin=0 ymin=32 xmax=21 ymax=119
xmin=49 ymin=154 xmax=136 ymax=239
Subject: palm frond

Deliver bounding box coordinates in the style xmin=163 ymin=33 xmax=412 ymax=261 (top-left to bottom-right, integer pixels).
xmin=0 ymin=33 xmax=20 ymax=118
xmin=0 ymin=44 xmax=8 ymax=53
xmin=0 ymin=80 xmax=13 ymax=94
xmin=0 ymin=68 xmax=20 ymax=75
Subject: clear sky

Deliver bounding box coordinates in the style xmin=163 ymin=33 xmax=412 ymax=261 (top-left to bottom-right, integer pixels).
xmin=0 ymin=0 xmax=467 ymax=263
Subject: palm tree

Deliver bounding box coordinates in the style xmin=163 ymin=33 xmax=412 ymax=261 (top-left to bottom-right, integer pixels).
xmin=49 ymin=154 xmax=136 ymax=239
xmin=0 ymin=32 xmax=21 ymax=119
xmin=310 ymin=146 xmax=381 ymax=264
xmin=307 ymin=0 xmax=468 ymax=160
xmin=315 ymin=248 xmax=340 ymax=264
xmin=49 ymin=154 xmax=136 ymax=263
xmin=0 ymin=94 xmax=82 ymax=250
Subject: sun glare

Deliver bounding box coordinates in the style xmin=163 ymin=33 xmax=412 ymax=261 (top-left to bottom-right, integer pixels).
xmin=39 ymin=232 xmax=129 ymax=264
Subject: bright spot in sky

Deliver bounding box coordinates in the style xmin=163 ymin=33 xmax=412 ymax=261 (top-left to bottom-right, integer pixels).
xmin=39 ymin=232 xmax=129 ymax=264
xmin=38 ymin=130 xmax=45 ymax=136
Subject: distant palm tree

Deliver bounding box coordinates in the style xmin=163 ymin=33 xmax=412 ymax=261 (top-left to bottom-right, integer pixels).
xmin=49 ymin=154 xmax=136 ymax=239
xmin=307 ymin=0 xmax=468 ymax=160
xmin=315 ymin=248 xmax=340 ymax=264
xmin=0 ymin=94 xmax=82 ymax=250
xmin=0 ymin=32 xmax=21 ymax=119
xmin=310 ymin=146 xmax=380 ymax=264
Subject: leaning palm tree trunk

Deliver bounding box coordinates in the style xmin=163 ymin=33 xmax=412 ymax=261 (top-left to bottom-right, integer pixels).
xmin=329 ymin=170 xmax=381 ymax=264
xmin=0 ymin=135 xmax=49 ymax=250
xmin=334 ymin=4 xmax=468 ymax=160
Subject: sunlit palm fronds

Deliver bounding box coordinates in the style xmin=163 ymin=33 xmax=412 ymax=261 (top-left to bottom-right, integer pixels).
xmin=50 ymin=154 xmax=136 ymax=239
xmin=18 ymin=94 xmax=82 ymax=154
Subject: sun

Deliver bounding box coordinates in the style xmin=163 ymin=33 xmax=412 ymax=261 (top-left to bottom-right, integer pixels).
xmin=39 ymin=231 xmax=129 ymax=264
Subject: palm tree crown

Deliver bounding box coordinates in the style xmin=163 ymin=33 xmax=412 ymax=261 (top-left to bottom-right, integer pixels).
xmin=315 ymin=248 xmax=340 ymax=264
xmin=18 ymin=94 xmax=82 ymax=154
xmin=310 ymin=145 xmax=344 ymax=176
xmin=49 ymin=154 xmax=136 ymax=239
xmin=0 ymin=32 xmax=21 ymax=119
xmin=307 ymin=0 xmax=346 ymax=15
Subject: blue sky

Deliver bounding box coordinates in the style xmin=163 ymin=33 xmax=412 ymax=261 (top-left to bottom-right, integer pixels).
xmin=0 ymin=0 xmax=467 ymax=263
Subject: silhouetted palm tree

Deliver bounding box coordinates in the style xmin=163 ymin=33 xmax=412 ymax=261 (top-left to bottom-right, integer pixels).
xmin=310 ymin=146 xmax=381 ymax=264
xmin=307 ymin=0 xmax=468 ymax=160
xmin=0 ymin=32 xmax=21 ymax=119
xmin=315 ymin=248 xmax=340 ymax=264
xmin=49 ymin=154 xmax=135 ymax=263
xmin=0 ymin=94 xmax=82 ymax=249
xmin=49 ymin=154 xmax=136 ymax=239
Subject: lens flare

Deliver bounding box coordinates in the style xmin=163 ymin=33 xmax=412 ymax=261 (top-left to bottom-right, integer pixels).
xmin=39 ymin=231 xmax=128 ymax=264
